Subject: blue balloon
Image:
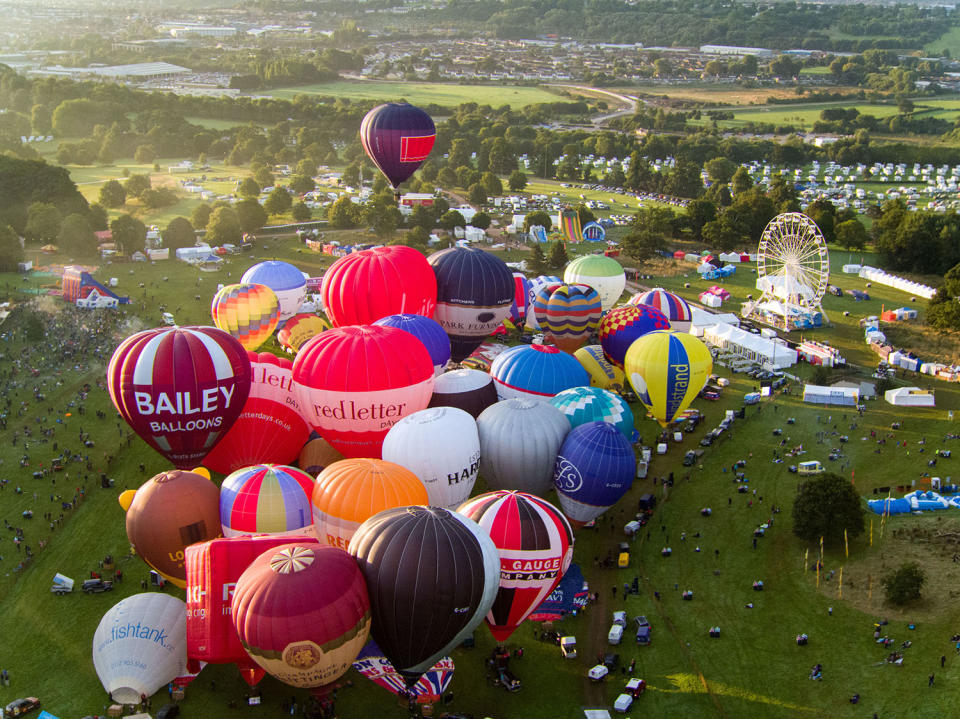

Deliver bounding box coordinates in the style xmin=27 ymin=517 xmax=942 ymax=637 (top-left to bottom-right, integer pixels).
xmin=553 ymin=421 xmax=635 ymax=525
xmin=374 ymin=313 xmax=451 ymax=376
xmin=490 ymin=344 xmax=589 ymax=401
xmin=549 ymin=386 xmax=635 ymax=441
xmin=240 ymin=261 xmax=307 ymax=321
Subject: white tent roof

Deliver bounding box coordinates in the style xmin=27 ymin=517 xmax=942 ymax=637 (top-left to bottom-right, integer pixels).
xmin=757 ymin=274 xmax=817 ymax=302
xmin=690 ymin=306 xmax=739 ymax=329
xmin=885 ymin=386 xmax=935 ymax=407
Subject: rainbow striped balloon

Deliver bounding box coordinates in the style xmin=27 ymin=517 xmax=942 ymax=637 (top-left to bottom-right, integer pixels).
xmin=211 ymin=283 xmax=281 ymax=351
xmin=531 ymin=283 xmax=602 ymax=353
xmin=628 ymin=288 xmax=692 ymax=331
xmin=220 ymin=464 xmax=316 ymax=536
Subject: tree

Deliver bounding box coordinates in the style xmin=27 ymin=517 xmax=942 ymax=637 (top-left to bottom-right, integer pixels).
xmin=57 ymin=213 xmax=97 ymax=257
xmin=0 ymin=224 xmax=24 ymax=271
xmin=253 ymin=167 xmax=275 ymax=187
xmin=792 ymin=472 xmax=865 ymax=546
xmin=481 ymin=172 xmax=503 ymax=197
xmin=238 ymin=177 xmax=260 ymax=199
xmin=364 ymin=195 xmax=403 ymax=238
xmin=328 ymin=196 xmax=358 ymax=228
xmin=704 ymin=157 xmax=736 ymax=185
xmin=440 ymin=210 xmax=466 ymax=231
xmin=291 ymin=202 xmax=312 ymax=222
xmin=471 ymin=211 xmax=492 ymax=230
xmin=400 ymin=225 xmax=430 ymax=252
xmin=835 ymin=219 xmax=868 ymax=250
xmin=527 ymin=242 xmax=547 ymax=274
xmin=191 ymin=203 xmax=213 ymax=230
xmin=25 ymin=202 xmax=62 ymax=242
xmin=508 ymin=170 xmax=528 ymax=191
xmin=289 ymin=174 xmax=315 ymax=195
xmin=134 ymin=145 xmax=156 ymax=164
xmin=686 ymin=198 xmax=717 ymax=241
xmin=109 ymin=214 xmax=147 ymax=256
xmin=163 ymin=217 xmax=195 ymax=250
xmin=409 ymin=204 xmax=435 ymax=230
xmin=622 ymin=206 xmax=674 ymax=261
xmin=547 ymin=241 xmax=568 ymax=269
xmin=98 ymin=179 xmax=126 ymax=208
xmin=882 ymin=562 xmax=925 ymax=605
xmin=523 ymin=211 xmax=552 ymax=233
xmin=731 ymin=166 xmax=753 ymax=196
xmin=88 ymin=203 xmax=109 ymax=231
xmin=264 ymin=187 xmax=293 ymax=216
xmin=140 ymin=188 xmax=178 ymax=210
xmin=235 ymin=199 xmax=268 ymax=234
xmin=205 ymin=207 xmax=241 ymax=245
xmin=124 ymin=174 xmax=151 ymax=199
xmin=468 ymin=183 xmax=488 ymax=205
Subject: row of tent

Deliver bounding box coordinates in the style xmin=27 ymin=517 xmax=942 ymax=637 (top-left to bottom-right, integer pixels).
xmin=869 ymin=339 xmax=959 ymax=381
xmin=858 ymin=266 xmax=936 ymax=300
xmin=671 ymin=250 xmax=756 ymax=264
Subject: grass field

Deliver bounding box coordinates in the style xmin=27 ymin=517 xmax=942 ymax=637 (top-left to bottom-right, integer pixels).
xmin=925 ymin=26 xmax=960 ymax=58
xmin=724 ymin=102 xmax=901 ymax=130
xmin=626 ymin=84 xmax=862 ymax=107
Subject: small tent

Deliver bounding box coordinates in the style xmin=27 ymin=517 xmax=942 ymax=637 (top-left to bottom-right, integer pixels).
xmin=884 ymin=386 xmax=935 ymax=407
xmin=802 ymin=384 xmax=859 ymax=406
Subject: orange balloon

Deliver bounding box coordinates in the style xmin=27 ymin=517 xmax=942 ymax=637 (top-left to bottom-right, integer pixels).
xmin=311 ymin=459 xmax=428 ymax=551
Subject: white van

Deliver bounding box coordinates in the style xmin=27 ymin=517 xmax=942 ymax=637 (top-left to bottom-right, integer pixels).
xmin=161 ymin=312 xmax=175 ymax=326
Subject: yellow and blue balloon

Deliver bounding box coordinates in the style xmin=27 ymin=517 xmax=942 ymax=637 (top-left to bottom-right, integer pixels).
xmin=211 ymin=283 xmax=280 ymax=351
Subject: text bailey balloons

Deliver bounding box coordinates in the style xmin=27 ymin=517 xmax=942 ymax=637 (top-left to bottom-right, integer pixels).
xmin=277 ymin=313 xmax=330 ymax=354
xmin=599 ymin=304 xmax=671 ymax=369
xmin=210 ymin=283 xmax=280 ymax=351
xmin=476 ymin=398 xmax=571 ymax=496
xmin=361 ymin=102 xmax=436 ymax=190
xmin=374 ymin=313 xmax=450 ymax=376
xmin=625 ymin=330 xmax=713 ymax=427
xmin=293 ymin=325 xmax=435 ymax=458
xmin=108 ymin=326 xmax=251 ymax=469
xmin=93 ymin=593 xmax=188 ymax=705
xmin=185 ymin=535 xmax=319 ymax=686
xmin=322 ymin=246 xmax=437 ymax=327
xmin=241 ymin=261 xmax=307 ymax=321
xmin=120 ymin=470 xmax=222 ymax=588
xmin=220 ymin=464 xmax=316 ymax=537
xmin=428 ymin=247 xmax=514 ymax=362
xmin=428 ymin=368 xmax=498 ymax=419
xmin=311 ymin=458 xmax=428 ymax=551
xmin=231 ymin=543 xmax=371 ymax=690
xmin=382 ymin=407 xmax=480 ymax=509
xmin=554 ymin=421 xmax=635 ymax=526
xmin=203 ymin=352 xmax=310 ymax=475
xmin=490 ymin=344 xmax=590 ymax=401
xmin=457 ymin=491 xmax=574 ymax=642
xmin=349 ymin=506 xmax=499 ymax=681
xmin=532 ymin=283 xmax=602 ymax=353
xmin=563 ymin=254 xmax=626 ymax=311
xmin=550 ymin=386 xmax=636 ymax=441
xmin=628 ymin=288 xmax=693 ymax=332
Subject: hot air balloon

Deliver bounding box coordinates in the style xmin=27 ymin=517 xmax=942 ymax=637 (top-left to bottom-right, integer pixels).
xmin=361 ymin=102 xmax=436 ymax=192
xmin=573 ymin=345 xmax=626 ymax=394
xmin=298 ymin=435 xmax=344 ymax=475
xmin=277 ymin=313 xmax=330 ymax=353
xmin=382 ymin=407 xmax=480 ymax=509
xmin=624 ymin=330 xmax=713 ymax=427
xmin=457 ymin=491 xmax=574 ymax=642
xmin=598 ymin=304 xmax=671 ymax=369
xmin=563 ymin=255 xmax=626 ymax=311
xmin=220 ymin=464 xmax=316 ymax=537
xmin=628 ymin=288 xmax=693 ymax=332
xmin=489 ymin=344 xmax=590 ymax=401
xmin=210 ymin=283 xmax=280 ymax=351
xmin=428 ymin=368 xmax=498 ymax=418
xmin=93 ymin=593 xmax=188 ymax=705
xmin=374 ymin=313 xmax=450 ymax=376
xmin=349 ymin=506 xmax=499 ymax=681
xmin=553 ymin=421 xmax=635 ymax=526
xmin=120 ymin=470 xmax=222 ymax=588
xmin=185 ymin=535 xmax=319 ymax=686
xmin=203 ymin=352 xmax=310 ymax=475
xmin=108 ymin=326 xmax=251 ymax=469
xmin=310 ymin=458 xmax=428 ymax=551
xmin=549 ymin=386 xmax=636 ymax=441
xmin=525 ymin=275 xmax=561 ymax=330
xmin=231 ymin=543 xmax=371 ymax=690
xmin=428 ymin=247 xmax=514 ymax=362
xmin=476 ymin=398 xmax=570 ymax=495
xmin=352 ymin=641 xmax=454 ymax=705
xmin=322 ymin=246 xmax=437 ymax=327
xmin=241 ymin=261 xmax=307 ymax=321
xmin=531 ymin=283 xmax=602 ymax=352
xmin=292 ymin=325 xmax=435 ymax=458
xmin=509 ymin=272 xmax=532 ymax=326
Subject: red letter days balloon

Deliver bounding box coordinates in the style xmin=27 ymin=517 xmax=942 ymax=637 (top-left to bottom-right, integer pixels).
xmin=108 ymin=326 xmax=251 ymax=469
xmin=457 ymin=491 xmax=574 ymax=642
xmin=185 ymin=535 xmax=319 ymax=687
xmin=203 ymin=352 xmax=310 ymax=475
xmin=428 ymin=247 xmax=514 ymax=362
xmin=120 ymin=470 xmax=222 ymax=588
xmin=232 ymin=544 xmax=370 ymax=690
xmin=360 ymin=102 xmax=436 ymax=190
xmin=349 ymin=507 xmax=499 ymax=681
xmin=321 ymin=246 xmax=437 ymax=327
xmin=293 ymin=325 xmax=434 ymax=458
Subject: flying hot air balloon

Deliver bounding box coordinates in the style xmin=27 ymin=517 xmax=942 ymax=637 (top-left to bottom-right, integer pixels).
xmin=241 ymin=261 xmax=307 ymax=321
xmin=374 ymin=313 xmax=450 ymax=376
xmin=231 ymin=543 xmax=371 ymax=690
xmin=107 ymin=326 xmax=251 ymax=469
xmin=598 ymin=304 xmax=671 ymax=369
xmin=457 ymin=491 xmax=574 ymax=642
xmin=298 ymin=435 xmax=344 ymax=475
xmin=360 ymin=102 xmax=436 ymax=193
xmin=628 ymin=288 xmax=693 ymax=332
xmin=428 ymin=368 xmax=498 ymax=419
xmin=563 ymin=254 xmax=626 ymax=311
xmin=203 ymin=352 xmax=310 ymax=475
xmin=292 ymin=325 xmax=435 ymax=458
xmin=382 ymin=407 xmax=480 ymax=509
xmin=531 ymin=283 xmax=602 ymax=352
xmin=428 ymin=247 xmax=514 ymax=362
xmin=624 ymin=330 xmax=713 ymax=427
xmin=348 ymin=507 xmax=499 ymax=682
xmin=322 ymin=246 xmax=437 ymax=327
xmin=277 ymin=314 xmax=330 ymax=354
xmin=210 ymin=283 xmax=280 ymax=351
xmin=219 ymin=464 xmax=316 ymax=537
xmin=489 ymin=344 xmax=590 ymax=401
xmin=549 ymin=386 xmax=636 ymax=441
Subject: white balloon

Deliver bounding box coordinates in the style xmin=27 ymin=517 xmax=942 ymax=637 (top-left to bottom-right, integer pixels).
xmin=92 ymin=593 xmax=188 ymax=704
xmin=382 ymin=407 xmax=480 ymax=509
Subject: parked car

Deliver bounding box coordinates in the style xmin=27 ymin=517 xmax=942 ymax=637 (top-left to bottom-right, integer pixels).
xmin=4 ymin=697 xmax=41 ymax=717
xmin=634 ymin=615 xmax=652 ymax=645
xmin=560 ymin=636 xmax=577 ymax=659
xmin=683 ymin=450 xmax=697 ymax=466
xmin=82 ymin=578 xmax=113 ymax=594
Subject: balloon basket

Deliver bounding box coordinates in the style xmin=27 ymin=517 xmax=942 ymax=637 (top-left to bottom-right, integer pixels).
xmin=172 ymin=687 xmax=185 ymax=701
xmin=421 ymin=703 xmax=435 ymax=717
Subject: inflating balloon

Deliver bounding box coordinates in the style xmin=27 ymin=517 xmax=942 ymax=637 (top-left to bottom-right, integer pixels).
xmin=624 ymin=330 xmax=713 ymax=427
xmin=277 ymin=314 xmax=330 ymax=354
xmin=220 ymin=464 xmax=316 ymax=537
xmin=628 ymin=288 xmax=693 ymax=332
xmin=353 ymin=641 xmax=454 ymax=705
xmin=524 ymin=275 xmax=561 ymax=330
xmin=598 ymin=304 xmax=671 ymax=369
xmin=428 ymin=368 xmax=498 ymax=418
xmin=241 ymin=261 xmax=307 ymax=321
xmin=374 ymin=313 xmax=450 ymax=376
xmin=573 ymin=345 xmax=627 ymax=394
xmin=563 ymin=255 xmax=626 ymax=311
xmin=550 ymin=386 xmax=636 ymax=441
xmin=509 ymin=272 xmax=532 ymax=326
xmin=489 ymin=344 xmax=590 ymax=401
xmin=298 ymin=436 xmax=344 ymax=475
xmin=531 ymin=283 xmax=602 ymax=352
xmin=210 ymin=283 xmax=280 ymax=351
xmin=361 ymin=102 xmax=436 ymax=191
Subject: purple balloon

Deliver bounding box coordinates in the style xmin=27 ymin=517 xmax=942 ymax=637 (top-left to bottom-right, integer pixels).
xmin=361 ymin=103 xmax=436 ymax=188
xmin=374 ymin=313 xmax=451 ymax=375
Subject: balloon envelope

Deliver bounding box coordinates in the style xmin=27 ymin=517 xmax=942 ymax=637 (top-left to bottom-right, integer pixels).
xmin=241 ymin=261 xmax=307 ymax=321
xmin=628 ymin=288 xmax=693 ymax=332
xmin=382 ymin=407 xmax=480 ymax=509
xmin=374 ymin=313 xmax=450 ymax=376
xmin=563 ymin=255 xmax=626 ymax=311
xmin=353 ymin=641 xmax=453 ymax=704
xmin=277 ymin=314 xmax=330 ymax=353
xmin=509 ymin=272 xmax=532 ymax=325
xmin=550 ymin=386 xmax=636 ymax=441
xmin=532 ymin=283 xmax=602 ymax=352
xmin=298 ymin=436 xmax=344 ymax=475
xmin=210 ymin=283 xmax=280 ymax=351
xmin=554 ymin=421 xmax=635 ymax=525
xmin=573 ymin=345 xmax=627 ymax=394
xmin=428 ymin=368 xmax=498 ymax=418
xmin=220 ymin=464 xmax=316 ymax=537
xmin=490 ymin=344 xmax=590 ymax=401
xmin=525 ymin=275 xmax=561 ymax=330
xmin=360 ymin=102 xmax=436 ymax=188
xmin=624 ymin=330 xmax=713 ymax=427
xmin=599 ymin=305 xmax=671 ymax=369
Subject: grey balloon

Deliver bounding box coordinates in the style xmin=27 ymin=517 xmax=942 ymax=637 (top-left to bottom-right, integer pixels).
xmin=476 ymin=398 xmax=571 ymax=495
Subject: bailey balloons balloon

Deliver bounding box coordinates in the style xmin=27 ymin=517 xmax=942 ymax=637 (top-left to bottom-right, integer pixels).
xmin=277 ymin=313 xmax=330 ymax=354
xmin=563 ymin=254 xmax=626 ymax=311
xmin=476 ymin=398 xmax=570 ymax=495
xmin=349 ymin=506 xmax=499 ymax=681
xmin=550 ymin=386 xmax=636 ymax=441
xmin=220 ymin=464 xmax=316 ymax=537
xmin=598 ymin=304 xmax=671 ymax=369
xmin=457 ymin=491 xmax=574 ymax=642
xmin=293 ymin=325 xmax=435 ymax=458
xmin=210 ymin=283 xmax=280 ymax=351
xmin=107 ymin=326 xmax=251 ymax=469
xmin=231 ymin=543 xmax=371 ymax=690
xmin=382 ymin=407 xmax=480 ymax=509
xmin=489 ymin=344 xmax=589 ymax=401
xmin=428 ymin=247 xmax=514 ymax=362
xmin=241 ymin=261 xmax=307 ymax=321
xmin=93 ymin=593 xmax=188 ymax=705
xmin=374 ymin=313 xmax=450 ymax=376
xmin=361 ymin=102 xmax=436 ymax=190
xmin=203 ymin=352 xmax=310 ymax=475
xmin=573 ymin=345 xmax=627 ymax=394
xmin=428 ymin=368 xmax=498 ymax=418
xmin=531 ymin=283 xmax=602 ymax=352
xmin=624 ymin=330 xmax=713 ymax=427
xmin=628 ymin=287 xmax=693 ymax=332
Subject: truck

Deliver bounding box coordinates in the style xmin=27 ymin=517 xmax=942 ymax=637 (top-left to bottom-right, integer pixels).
xmin=560 ymin=636 xmax=577 ymax=659
xmin=50 ymin=573 xmax=74 ymax=595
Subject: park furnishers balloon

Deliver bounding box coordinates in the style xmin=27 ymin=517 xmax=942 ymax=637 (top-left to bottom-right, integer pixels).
xmin=360 ymin=102 xmax=436 ymax=190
